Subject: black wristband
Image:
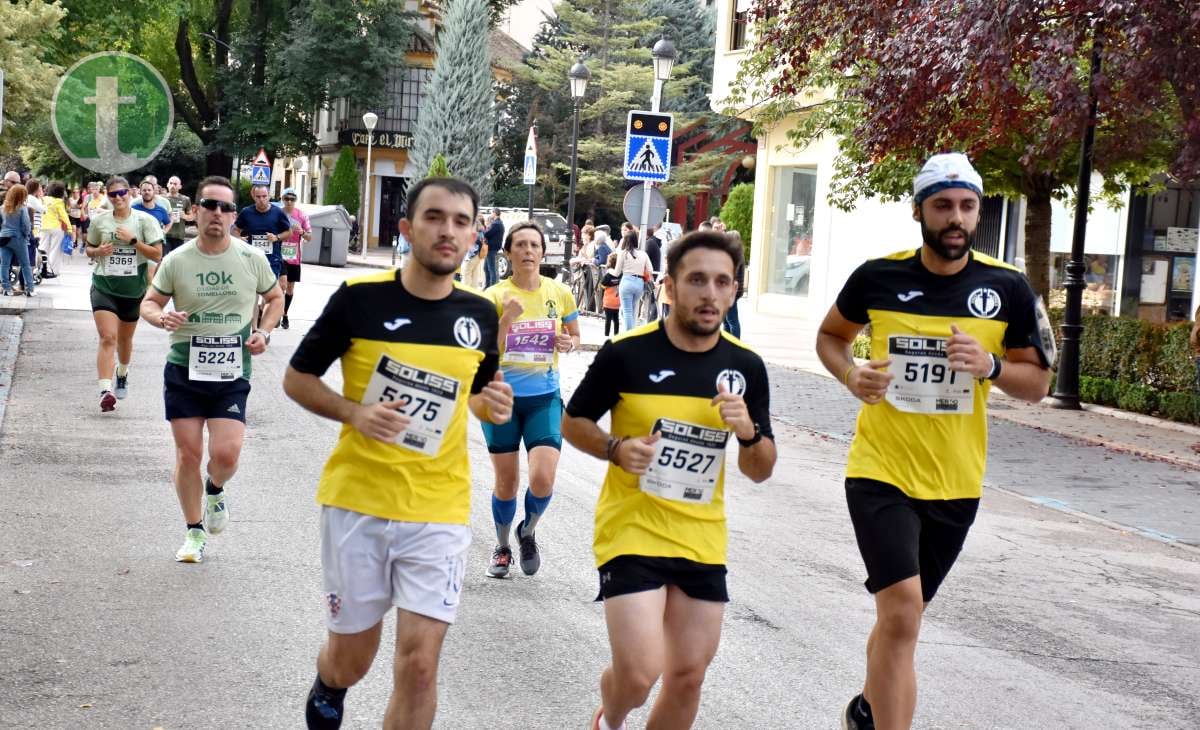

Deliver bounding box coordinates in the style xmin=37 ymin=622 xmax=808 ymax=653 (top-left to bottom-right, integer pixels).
xmin=737 ymin=423 xmax=763 ymax=448
xmin=987 ymin=353 xmax=1003 ymax=381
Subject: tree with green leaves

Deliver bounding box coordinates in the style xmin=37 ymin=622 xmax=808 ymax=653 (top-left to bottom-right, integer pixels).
xmin=719 ymin=182 xmax=754 ymax=256
xmin=411 ymin=0 xmax=495 ymax=202
xmin=508 ymin=0 xmax=724 ymax=224
xmin=428 ymin=154 xmax=451 ymax=177
xmin=324 ymin=147 xmax=360 ymax=215
xmin=734 ymin=0 xmax=1200 ymax=299
xmin=639 ymin=0 xmax=715 ymax=114
xmin=0 ymin=0 xmax=65 ymax=154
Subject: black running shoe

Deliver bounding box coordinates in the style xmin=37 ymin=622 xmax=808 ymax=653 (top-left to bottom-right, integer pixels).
xmin=841 ymin=694 xmax=874 ymax=730
xmin=487 ymin=545 xmax=513 ymax=578
xmin=306 ymin=681 xmax=344 ymax=729
xmin=515 ymin=519 xmax=541 ymax=576
xmin=281 ymin=315 xmax=290 ymax=330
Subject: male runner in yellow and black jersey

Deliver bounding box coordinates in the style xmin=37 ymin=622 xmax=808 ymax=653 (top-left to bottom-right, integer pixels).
xmin=563 ymin=231 xmax=777 ymax=730
xmin=816 ymin=153 xmax=1054 ymax=730
xmin=284 ymin=177 xmax=514 ymax=730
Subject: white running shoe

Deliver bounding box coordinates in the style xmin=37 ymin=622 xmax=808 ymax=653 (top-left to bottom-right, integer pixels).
xmin=205 ymin=492 xmax=229 ymax=535
xmin=175 ymin=528 xmax=207 ymax=563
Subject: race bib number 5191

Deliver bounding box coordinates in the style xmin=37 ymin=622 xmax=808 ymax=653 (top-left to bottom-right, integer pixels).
xmin=360 ymin=355 xmax=460 ymax=456
xmin=886 ymin=335 xmax=975 ymax=414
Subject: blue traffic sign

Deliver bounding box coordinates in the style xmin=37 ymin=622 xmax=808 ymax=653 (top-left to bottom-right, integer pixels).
xmin=250 ymin=165 xmax=271 ymax=185
xmin=623 ymin=110 xmax=672 ymax=183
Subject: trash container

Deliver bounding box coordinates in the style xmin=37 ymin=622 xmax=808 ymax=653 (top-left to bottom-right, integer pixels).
xmin=296 ymin=204 xmax=351 ymax=267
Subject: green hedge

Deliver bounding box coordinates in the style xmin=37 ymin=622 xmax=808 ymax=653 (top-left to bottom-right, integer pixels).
xmin=1053 ymin=311 xmax=1200 ymax=424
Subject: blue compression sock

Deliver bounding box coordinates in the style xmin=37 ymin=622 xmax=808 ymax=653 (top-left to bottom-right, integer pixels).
xmin=521 ymin=488 xmax=553 ymax=535
xmin=492 ymin=494 xmax=517 ymax=546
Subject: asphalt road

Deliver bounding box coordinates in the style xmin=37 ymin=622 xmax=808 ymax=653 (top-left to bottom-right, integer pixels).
xmin=0 ymin=262 xmax=1197 ymax=729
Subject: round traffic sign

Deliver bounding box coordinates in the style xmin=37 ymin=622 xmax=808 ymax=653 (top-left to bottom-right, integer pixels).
xmin=622 ymin=186 xmax=669 ymax=228
xmin=51 ymin=52 xmax=174 ymax=174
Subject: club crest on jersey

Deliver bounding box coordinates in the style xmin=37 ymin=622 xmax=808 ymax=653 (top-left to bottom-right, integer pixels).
xmin=967 ymin=287 xmax=1002 ymax=319
xmin=546 ymin=300 xmax=558 ymax=320
xmin=453 ymin=316 xmax=482 ymax=349
xmin=715 ymin=369 xmax=747 ymax=396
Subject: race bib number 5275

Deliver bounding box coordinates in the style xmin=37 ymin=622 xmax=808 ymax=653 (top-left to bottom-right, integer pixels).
xmin=360 ymin=355 xmax=460 ymax=456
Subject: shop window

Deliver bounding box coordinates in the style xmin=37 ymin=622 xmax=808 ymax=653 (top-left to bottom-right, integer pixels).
xmin=1049 ymin=253 xmax=1118 ymax=315
xmin=766 ymin=167 xmax=817 ymax=298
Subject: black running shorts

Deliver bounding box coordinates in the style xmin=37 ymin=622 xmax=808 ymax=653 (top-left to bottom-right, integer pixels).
xmin=845 ymin=477 xmax=979 ymax=603
xmin=90 ymin=285 xmax=142 ymax=323
xmin=284 ymin=262 xmax=301 ymax=282
xmin=596 ymin=555 xmax=728 ymax=603
xmin=163 ymin=362 xmax=251 ymax=423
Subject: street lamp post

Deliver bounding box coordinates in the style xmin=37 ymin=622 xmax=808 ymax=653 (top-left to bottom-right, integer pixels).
xmin=362 ymin=111 xmax=378 ymax=262
xmin=565 ymin=59 xmax=591 ymax=263
xmin=639 ymin=38 xmax=676 ymax=251
xmin=1050 ymin=23 xmax=1104 ymax=409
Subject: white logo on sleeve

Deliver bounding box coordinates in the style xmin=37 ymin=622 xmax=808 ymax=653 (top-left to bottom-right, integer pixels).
xmin=897 ymin=290 xmax=924 ymax=302
xmin=715 ymin=369 xmax=747 ymax=396
xmin=967 ymin=288 xmax=1002 ymax=319
xmin=383 ymin=317 xmax=412 ymax=331
xmin=648 ymin=369 xmax=675 ymax=383
xmin=453 ymin=316 xmax=482 ymax=349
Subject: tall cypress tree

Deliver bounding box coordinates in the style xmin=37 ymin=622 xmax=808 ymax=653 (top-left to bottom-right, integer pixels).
xmin=411 ymin=0 xmax=495 ymax=202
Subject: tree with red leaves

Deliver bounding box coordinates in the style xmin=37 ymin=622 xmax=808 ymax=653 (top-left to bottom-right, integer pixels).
xmin=729 ymin=0 xmax=1200 ymax=298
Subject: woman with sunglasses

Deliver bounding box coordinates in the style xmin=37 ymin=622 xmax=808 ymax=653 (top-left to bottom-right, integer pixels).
xmin=84 ymin=176 xmax=164 ymax=412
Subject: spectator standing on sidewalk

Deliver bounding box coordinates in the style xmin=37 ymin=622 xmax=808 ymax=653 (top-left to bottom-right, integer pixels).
xmin=462 ymin=214 xmax=488 ymax=288
xmin=39 ymin=182 xmax=71 ymax=278
xmin=484 ymin=208 xmax=504 ymax=286
xmin=163 ymin=176 xmax=194 ymax=256
xmin=602 ymin=252 xmax=621 ymax=337
xmin=1 ymin=184 xmax=36 ymax=296
xmin=724 ymin=230 xmax=746 ymax=338
xmin=614 ymin=232 xmax=652 ymax=332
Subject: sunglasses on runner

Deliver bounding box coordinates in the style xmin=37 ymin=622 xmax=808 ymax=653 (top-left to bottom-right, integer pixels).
xmin=283 ymin=196 xmax=297 ymax=202
xmin=107 ymin=189 xmax=129 ymax=198
xmin=198 ymin=198 xmax=238 ymax=213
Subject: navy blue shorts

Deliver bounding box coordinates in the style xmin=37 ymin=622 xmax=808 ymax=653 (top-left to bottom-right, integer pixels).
xmin=481 ymin=391 xmax=562 ymax=453
xmin=163 ymin=362 xmax=250 ymax=422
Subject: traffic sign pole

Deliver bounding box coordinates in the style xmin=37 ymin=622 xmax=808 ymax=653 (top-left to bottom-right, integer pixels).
xmin=639 ymin=86 xmax=664 ymax=251
xmin=524 ymin=126 xmax=538 ymax=221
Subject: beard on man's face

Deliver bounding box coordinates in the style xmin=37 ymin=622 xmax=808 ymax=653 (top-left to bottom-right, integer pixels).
xmin=920 ymin=218 xmax=975 ymax=261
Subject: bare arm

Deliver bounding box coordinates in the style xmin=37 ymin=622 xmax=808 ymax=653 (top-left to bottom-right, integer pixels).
xmin=993 ymin=346 xmax=1051 ymax=402
xmin=467 ymin=372 xmax=514 ymax=425
xmin=283 ymin=366 xmax=413 ymax=442
xmin=561 ymin=413 xmax=659 ymax=475
xmin=815 ymin=304 xmax=893 ymax=403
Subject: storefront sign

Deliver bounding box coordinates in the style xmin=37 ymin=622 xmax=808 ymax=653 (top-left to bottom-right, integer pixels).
xmin=339 ymin=130 xmax=413 ymax=150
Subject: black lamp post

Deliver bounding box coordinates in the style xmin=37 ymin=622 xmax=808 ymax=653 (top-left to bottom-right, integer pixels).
xmin=565 ymin=59 xmax=591 ymax=261
xmin=1051 ymin=22 xmax=1104 ymax=409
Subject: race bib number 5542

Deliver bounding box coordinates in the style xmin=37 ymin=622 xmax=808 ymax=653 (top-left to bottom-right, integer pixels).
xmin=360 ymin=355 xmax=460 ymax=456
xmin=640 ymin=418 xmax=729 ymax=504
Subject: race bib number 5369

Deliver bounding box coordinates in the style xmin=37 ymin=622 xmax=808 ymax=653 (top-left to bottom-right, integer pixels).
xmin=360 ymin=355 xmax=460 ymax=456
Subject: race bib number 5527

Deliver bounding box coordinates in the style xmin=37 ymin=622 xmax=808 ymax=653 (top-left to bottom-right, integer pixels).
xmin=640 ymin=418 xmax=729 ymax=504
xmin=360 ymin=355 xmax=460 ymax=456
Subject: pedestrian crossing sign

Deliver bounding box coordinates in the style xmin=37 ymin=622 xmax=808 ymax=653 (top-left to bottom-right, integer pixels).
xmin=624 ymin=110 xmax=673 ymax=183
xmin=250 ymin=165 xmax=271 ymax=185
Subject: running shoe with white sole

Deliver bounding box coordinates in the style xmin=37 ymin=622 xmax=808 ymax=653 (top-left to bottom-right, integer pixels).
xmin=515 ymin=519 xmax=541 ymax=576
xmin=487 ymin=545 xmax=513 ymax=578
xmin=175 ymin=528 xmax=208 ymax=563
xmin=205 ymin=491 xmax=229 ymax=534
xmin=100 ymin=390 xmax=117 ymax=412
xmin=114 ymin=372 xmax=128 ymax=399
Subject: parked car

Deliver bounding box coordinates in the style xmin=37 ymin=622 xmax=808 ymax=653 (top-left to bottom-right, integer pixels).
xmin=490 ymin=208 xmax=569 ymax=280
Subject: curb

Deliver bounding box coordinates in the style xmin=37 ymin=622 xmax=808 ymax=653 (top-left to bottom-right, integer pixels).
xmin=0 ymin=316 xmax=24 ymax=436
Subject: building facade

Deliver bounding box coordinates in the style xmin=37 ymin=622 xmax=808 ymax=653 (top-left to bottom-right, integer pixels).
xmin=710 ymin=1 xmax=1200 ymax=324
xmin=271 ymin=3 xmax=524 ymax=250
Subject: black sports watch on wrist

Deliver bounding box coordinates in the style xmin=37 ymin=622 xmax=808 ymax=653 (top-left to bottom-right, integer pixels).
xmin=737 ymin=422 xmax=763 ymax=448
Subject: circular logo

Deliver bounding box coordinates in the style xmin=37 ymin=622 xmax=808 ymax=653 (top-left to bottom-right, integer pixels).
xmin=454 ymin=316 xmax=482 ymax=349
xmin=967 ymin=287 xmax=1002 ymax=319
xmin=715 ymin=369 xmax=747 ymax=397
xmin=51 ymin=52 xmax=174 ymax=174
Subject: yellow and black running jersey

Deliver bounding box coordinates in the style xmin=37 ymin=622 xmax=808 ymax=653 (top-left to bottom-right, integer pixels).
xmin=836 ymin=249 xmax=1052 ymax=501
xmin=290 ymin=270 xmax=500 ymax=524
xmin=566 ymin=320 xmax=774 ymax=567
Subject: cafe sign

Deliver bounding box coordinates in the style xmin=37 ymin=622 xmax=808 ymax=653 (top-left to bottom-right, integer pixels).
xmin=340 ymin=129 xmax=413 ymax=149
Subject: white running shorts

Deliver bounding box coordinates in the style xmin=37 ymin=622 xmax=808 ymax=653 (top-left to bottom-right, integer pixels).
xmin=320 ymin=507 xmax=471 ymax=633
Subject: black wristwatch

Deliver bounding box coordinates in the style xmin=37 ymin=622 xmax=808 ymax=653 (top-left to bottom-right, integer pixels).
xmin=986 ymin=353 xmax=1003 ymax=381
xmin=129 ymin=237 xmax=139 ymax=246
xmin=737 ymin=423 xmax=763 ymax=448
